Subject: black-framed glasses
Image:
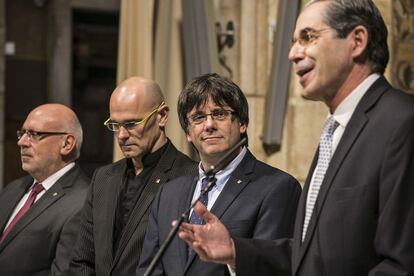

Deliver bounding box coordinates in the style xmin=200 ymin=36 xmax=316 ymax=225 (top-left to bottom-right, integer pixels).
xmin=291 ymin=27 xmax=331 ymax=47
xmin=188 ymin=109 xmax=235 ymax=125
xmin=17 ymin=129 xmax=68 ymax=142
xmin=104 ymin=101 xmax=166 ymax=132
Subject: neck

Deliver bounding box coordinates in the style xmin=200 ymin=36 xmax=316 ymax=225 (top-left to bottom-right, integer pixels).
xmin=131 ymin=159 xmax=144 ymax=175
xmin=326 ymin=65 xmax=371 ymax=113
xmin=200 ymin=146 xmax=242 ymax=173
xmin=131 ymin=135 xmax=168 ymax=175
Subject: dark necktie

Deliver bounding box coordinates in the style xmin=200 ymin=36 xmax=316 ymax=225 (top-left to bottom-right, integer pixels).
xmin=0 ymin=182 xmax=44 ymax=242
xmin=188 ymin=177 xmax=209 ymax=225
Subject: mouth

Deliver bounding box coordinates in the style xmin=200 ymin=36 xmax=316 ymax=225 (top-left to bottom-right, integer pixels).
xmin=295 ymin=63 xmax=314 ymax=86
xmin=20 ymin=154 xmax=32 ymax=162
xmin=202 ymin=136 xmax=222 ymax=143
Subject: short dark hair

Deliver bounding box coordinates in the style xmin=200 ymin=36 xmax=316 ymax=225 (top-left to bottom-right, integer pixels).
xmin=178 ymin=73 xmax=249 ymax=139
xmin=312 ymin=0 xmax=389 ymax=74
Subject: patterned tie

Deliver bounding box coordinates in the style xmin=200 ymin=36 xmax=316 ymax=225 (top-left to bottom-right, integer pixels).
xmin=0 ymin=182 xmax=44 ymax=242
xmin=188 ymin=178 xmax=209 ymax=225
xmin=302 ymin=116 xmax=339 ymax=241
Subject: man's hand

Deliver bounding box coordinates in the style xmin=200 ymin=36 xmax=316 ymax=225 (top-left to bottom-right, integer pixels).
xmin=175 ymin=202 xmax=236 ymax=267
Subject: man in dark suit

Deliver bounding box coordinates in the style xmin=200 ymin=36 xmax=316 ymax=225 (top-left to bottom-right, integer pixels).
xmin=177 ymin=1 xmax=414 ymax=275
xmin=68 ymin=76 xmax=194 ymax=275
xmin=0 ymin=104 xmax=89 ymax=275
xmin=137 ymin=73 xmax=301 ymax=276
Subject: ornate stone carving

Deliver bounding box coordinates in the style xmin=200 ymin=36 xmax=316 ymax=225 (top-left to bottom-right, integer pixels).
xmin=392 ymin=0 xmax=414 ymax=93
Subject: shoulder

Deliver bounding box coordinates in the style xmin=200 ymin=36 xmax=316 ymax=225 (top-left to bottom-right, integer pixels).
xmin=0 ymin=175 xmax=32 ymax=196
xmin=252 ymin=159 xmax=300 ymax=188
xmin=93 ymin=158 xmax=127 ymax=176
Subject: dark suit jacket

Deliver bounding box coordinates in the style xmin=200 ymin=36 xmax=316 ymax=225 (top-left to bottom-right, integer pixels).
xmin=137 ymin=149 xmax=301 ymax=276
xmin=234 ymin=77 xmax=414 ymax=275
xmin=0 ymin=164 xmax=89 ymax=276
xmin=69 ymin=141 xmax=195 ymax=276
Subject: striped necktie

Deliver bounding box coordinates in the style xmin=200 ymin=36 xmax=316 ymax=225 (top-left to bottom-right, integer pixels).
xmin=302 ymin=116 xmax=339 ymax=241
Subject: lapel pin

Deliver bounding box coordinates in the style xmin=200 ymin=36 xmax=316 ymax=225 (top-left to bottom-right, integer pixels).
xmin=237 ymin=180 xmax=242 ymax=184
xmin=53 ymin=192 xmax=58 ymax=197
xmin=156 ymin=179 xmax=161 ymax=184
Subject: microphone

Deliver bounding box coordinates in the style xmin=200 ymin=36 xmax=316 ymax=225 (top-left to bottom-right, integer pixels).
xmin=199 ymin=137 xmax=247 ymax=196
xmin=143 ymin=137 xmax=247 ymax=276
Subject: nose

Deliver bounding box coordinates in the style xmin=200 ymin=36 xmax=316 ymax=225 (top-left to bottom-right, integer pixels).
xmin=203 ymin=115 xmax=217 ymax=132
xmin=288 ymin=42 xmax=305 ymax=64
xmin=17 ymin=134 xmax=30 ymax=147
xmin=117 ymin=126 xmax=130 ymax=140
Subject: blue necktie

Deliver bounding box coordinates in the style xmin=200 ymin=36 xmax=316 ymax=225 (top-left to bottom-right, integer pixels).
xmin=302 ymin=116 xmax=339 ymax=241
xmin=188 ymin=178 xmax=209 ymax=225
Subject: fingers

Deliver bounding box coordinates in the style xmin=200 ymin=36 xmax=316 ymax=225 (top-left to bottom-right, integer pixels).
xmin=193 ymin=201 xmax=217 ymax=224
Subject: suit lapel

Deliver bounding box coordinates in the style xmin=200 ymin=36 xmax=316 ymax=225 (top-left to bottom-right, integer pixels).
xmin=0 ymin=178 xmax=32 ymax=233
xmin=291 ymin=153 xmax=317 ymax=273
xmin=293 ymin=77 xmax=390 ymax=275
xmin=184 ymin=150 xmax=254 ymax=274
xmin=178 ymin=173 xmax=199 ymax=271
xmin=113 ymin=142 xmax=178 ymax=265
xmin=102 ymin=162 xmax=126 ymax=263
xmin=0 ymin=179 xmax=66 ymax=249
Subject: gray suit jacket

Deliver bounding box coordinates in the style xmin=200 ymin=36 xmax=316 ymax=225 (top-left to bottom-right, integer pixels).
xmin=0 ymin=164 xmax=90 ymax=276
xmin=234 ymin=77 xmax=414 ymax=275
xmin=69 ymin=141 xmax=195 ymax=276
xmin=137 ymin=150 xmax=301 ymax=276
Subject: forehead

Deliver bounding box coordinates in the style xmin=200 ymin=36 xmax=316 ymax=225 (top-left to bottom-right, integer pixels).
xmin=189 ymin=97 xmax=230 ymax=113
xmin=110 ymin=99 xmax=151 ymax=122
xmin=294 ymin=2 xmax=329 ymax=34
xmin=23 ymin=109 xmax=58 ymax=130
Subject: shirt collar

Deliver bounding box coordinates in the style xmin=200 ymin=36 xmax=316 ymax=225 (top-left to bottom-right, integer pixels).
xmin=33 ymin=162 xmax=75 ymax=191
xmin=198 ymin=146 xmax=247 ymax=192
xmin=126 ymin=140 xmax=170 ymax=173
xmin=332 ymin=73 xmax=380 ymax=128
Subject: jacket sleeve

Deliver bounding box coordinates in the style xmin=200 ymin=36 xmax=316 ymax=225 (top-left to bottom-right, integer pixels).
xmin=369 ymin=114 xmax=414 ymax=275
xmin=67 ymin=173 xmax=97 ymax=276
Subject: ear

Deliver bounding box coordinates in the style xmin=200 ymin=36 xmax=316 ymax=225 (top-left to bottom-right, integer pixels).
xmin=239 ymin=122 xmax=247 ymax=134
xmin=186 ymin=132 xmax=192 ymax=143
xmin=157 ymin=105 xmax=169 ymax=127
xmin=350 ymin=25 xmax=368 ymax=59
xmin=60 ymin=135 xmax=76 ymax=156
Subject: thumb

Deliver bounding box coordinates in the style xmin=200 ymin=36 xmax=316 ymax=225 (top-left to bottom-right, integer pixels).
xmin=194 ymin=201 xmax=217 ymax=223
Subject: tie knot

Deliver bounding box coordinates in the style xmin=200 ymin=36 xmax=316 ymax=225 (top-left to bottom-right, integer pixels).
xmin=31 ymin=183 xmax=44 ymax=195
xmin=323 ymin=116 xmax=339 ymax=136
xmin=201 ymin=177 xmax=209 ymax=191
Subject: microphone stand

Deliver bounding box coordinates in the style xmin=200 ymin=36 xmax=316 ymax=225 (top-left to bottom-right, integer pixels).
xmin=143 ymin=137 xmax=247 ymax=276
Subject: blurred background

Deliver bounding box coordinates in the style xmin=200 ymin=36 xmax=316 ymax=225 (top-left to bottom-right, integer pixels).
xmin=0 ymin=0 xmax=413 ymax=189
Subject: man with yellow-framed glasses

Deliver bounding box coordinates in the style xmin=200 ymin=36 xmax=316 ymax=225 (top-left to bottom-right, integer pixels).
xmin=69 ymin=76 xmax=195 ymax=276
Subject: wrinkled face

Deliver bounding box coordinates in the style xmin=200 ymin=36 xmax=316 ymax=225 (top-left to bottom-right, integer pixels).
xmin=109 ymin=99 xmax=165 ymax=160
xmin=186 ymin=97 xmax=246 ymax=167
xmin=18 ymin=112 xmax=66 ymax=181
xmin=289 ymin=2 xmax=353 ymax=103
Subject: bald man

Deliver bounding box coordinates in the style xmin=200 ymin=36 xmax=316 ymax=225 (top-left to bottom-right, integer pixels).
xmin=69 ymin=77 xmax=195 ymax=276
xmin=0 ymin=104 xmax=90 ymax=275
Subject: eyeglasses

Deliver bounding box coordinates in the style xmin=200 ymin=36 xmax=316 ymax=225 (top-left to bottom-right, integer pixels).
xmin=17 ymin=129 xmax=68 ymax=142
xmin=188 ymin=109 xmax=235 ymax=125
xmin=104 ymin=101 xmax=166 ymax=132
xmin=291 ymin=27 xmax=331 ymax=47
